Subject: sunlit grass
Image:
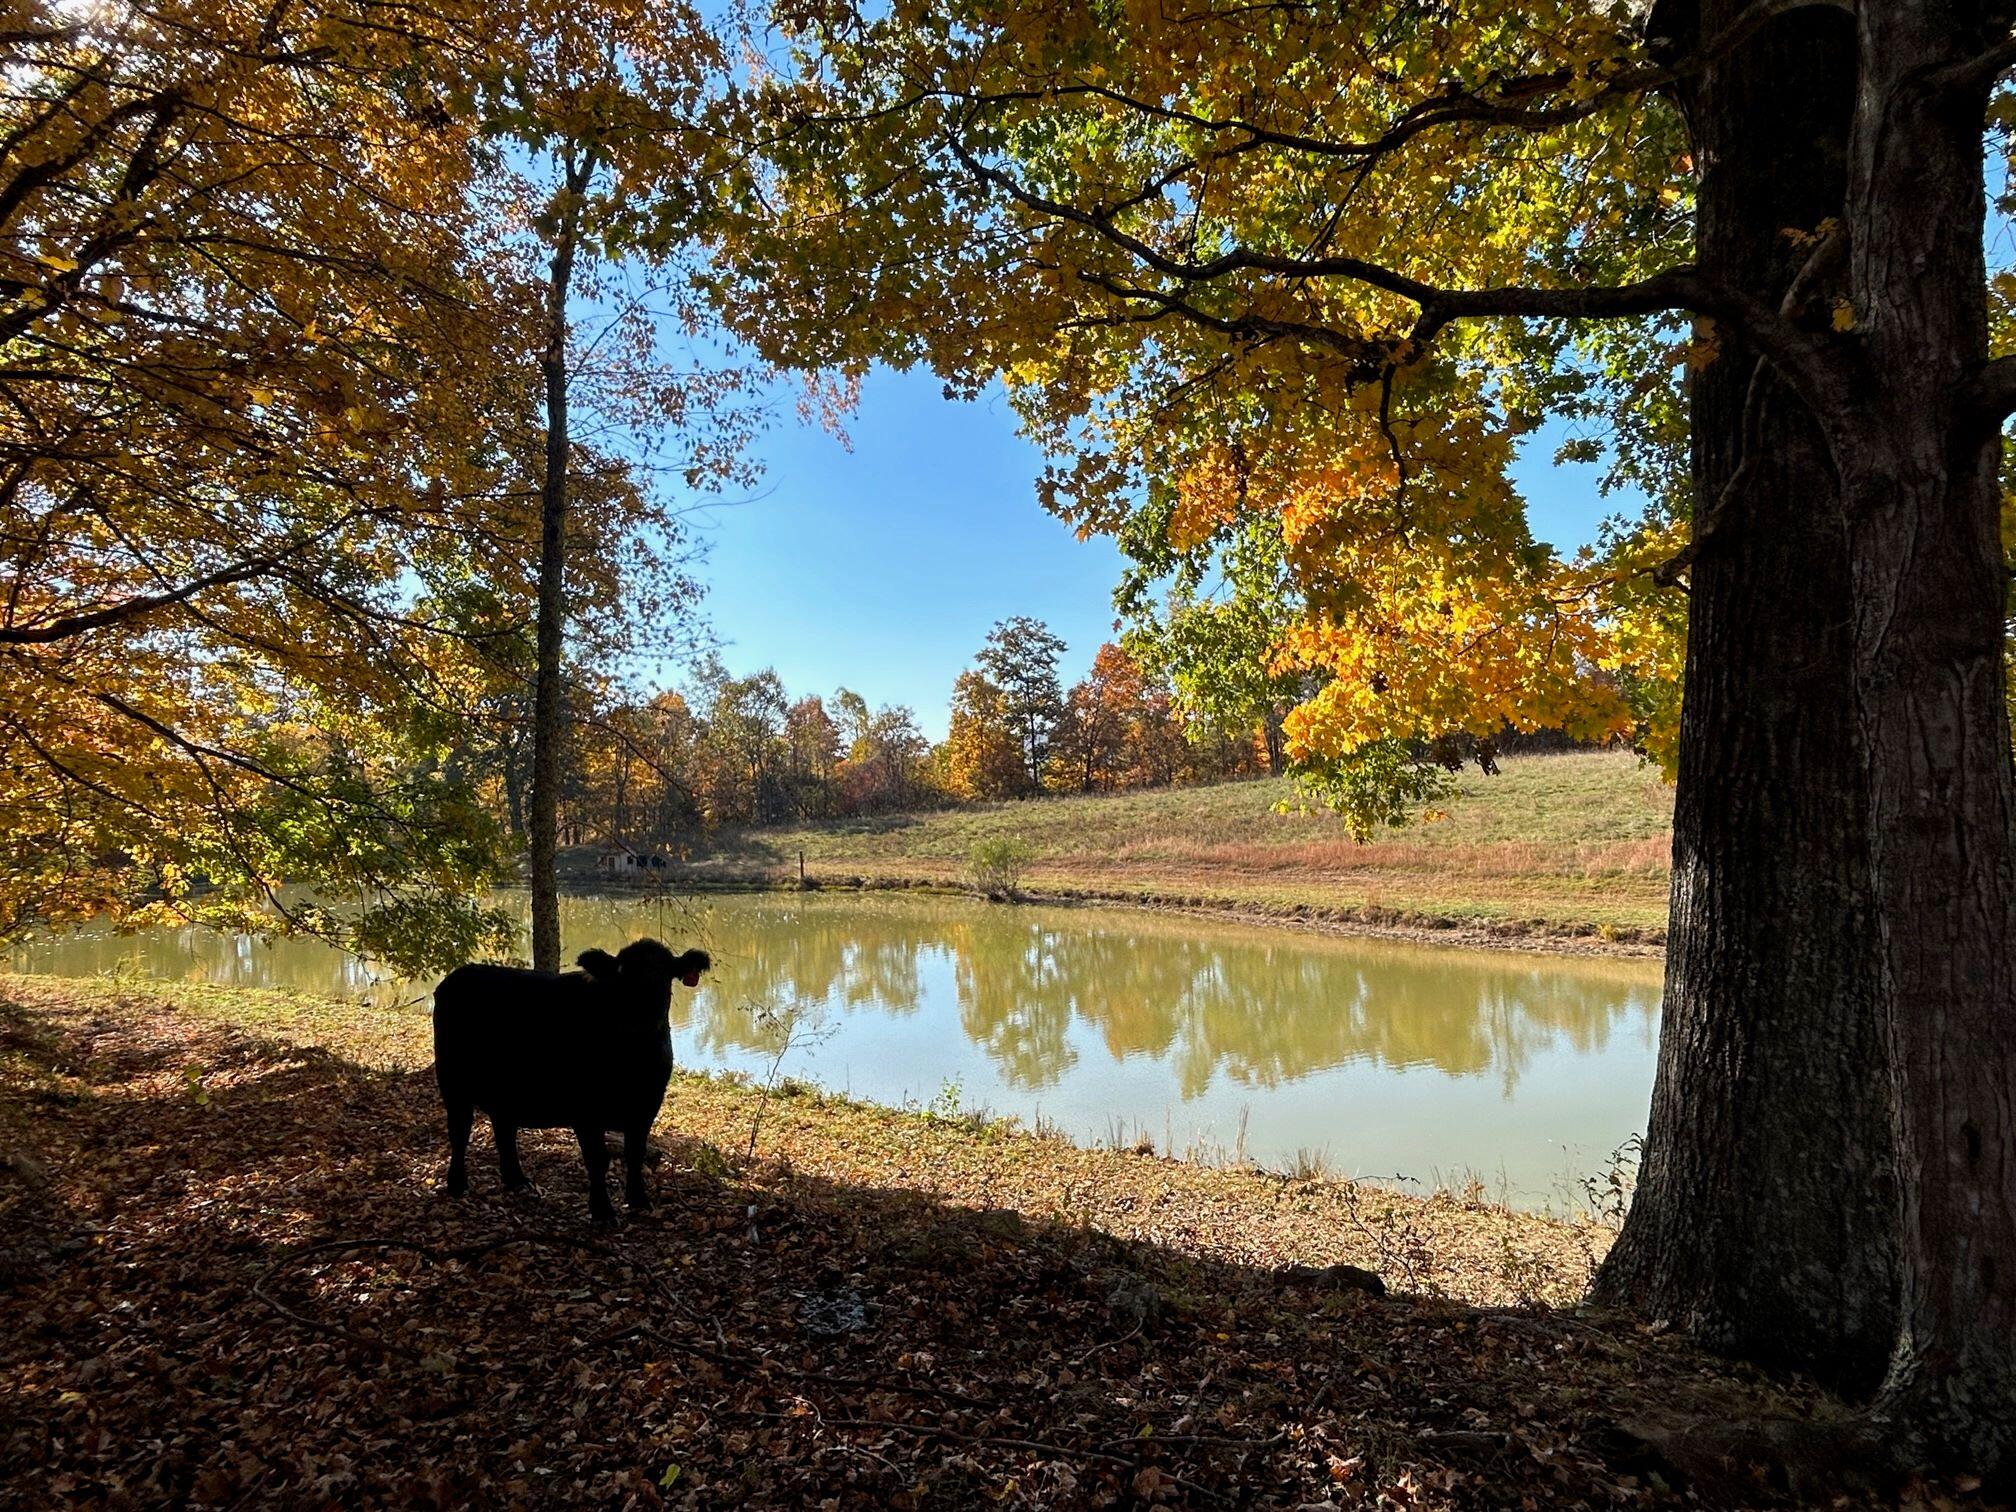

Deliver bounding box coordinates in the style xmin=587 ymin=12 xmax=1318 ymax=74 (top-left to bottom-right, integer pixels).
xmin=671 ymin=751 xmax=1675 ymax=934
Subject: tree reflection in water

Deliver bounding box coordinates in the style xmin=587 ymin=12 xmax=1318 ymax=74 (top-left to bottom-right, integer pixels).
xmin=8 ymin=890 xmax=1661 ymax=1197
xmin=8 ymin=890 xmax=1658 ymax=1098
xmin=661 ymin=894 xmax=1657 ymax=1097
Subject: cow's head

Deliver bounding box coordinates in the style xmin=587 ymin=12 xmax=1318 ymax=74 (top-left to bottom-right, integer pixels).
xmin=605 ymin=938 xmax=711 ymax=994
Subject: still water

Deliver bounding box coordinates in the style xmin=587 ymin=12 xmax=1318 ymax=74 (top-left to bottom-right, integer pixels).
xmin=7 ymin=890 xmax=1662 ymax=1210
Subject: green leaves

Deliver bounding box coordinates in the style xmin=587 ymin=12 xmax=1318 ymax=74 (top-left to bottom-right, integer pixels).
xmin=1285 ymin=741 xmax=1461 ymax=843
xmin=0 ymin=0 xmax=752 ymax=965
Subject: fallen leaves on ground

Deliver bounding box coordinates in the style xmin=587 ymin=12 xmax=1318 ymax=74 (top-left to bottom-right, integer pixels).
xmin=0 ymin=976 xmax=1907 ymax=1508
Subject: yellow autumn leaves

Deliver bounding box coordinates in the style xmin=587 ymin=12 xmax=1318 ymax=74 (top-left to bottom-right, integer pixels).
xmin=700 ymin=0 xmax=1697 ymax=812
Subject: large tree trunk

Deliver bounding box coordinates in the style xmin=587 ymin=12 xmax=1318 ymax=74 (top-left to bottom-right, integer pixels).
xmin=529 ymin=155 xmax=590 ymax=976
xmin=1593 ymin=4 xmax=1899 ymax=1388
xmin=1841 ymin=15 xmax=2016 ymax=1471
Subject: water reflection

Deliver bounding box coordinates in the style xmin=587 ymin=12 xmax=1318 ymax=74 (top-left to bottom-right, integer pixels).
xmin=7 ymin=890 xmax=1662 ymax=1201
xmin=6 ymin=920 xmax=405 ymax=1000
xmin=661 ymin=897 xmax=1658 ymax=1098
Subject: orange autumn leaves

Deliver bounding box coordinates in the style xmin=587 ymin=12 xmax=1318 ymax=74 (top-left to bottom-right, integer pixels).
xmin=0 ymin=0 xmax=742 ymax=961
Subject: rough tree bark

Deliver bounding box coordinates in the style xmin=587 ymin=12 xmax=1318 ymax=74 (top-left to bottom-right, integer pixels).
xmin=1838 ymin=10 xmax=2016 ymax=1468
xmin=529 ymin=150 xmax=594 ymax=976
xmin=1593 ymin=2 xmax=1900 ymax=1390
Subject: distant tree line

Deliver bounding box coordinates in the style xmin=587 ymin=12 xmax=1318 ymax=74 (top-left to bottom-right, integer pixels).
xmin=508 ymin=619 xmax=1276 ymax=853
xmin=940 ymin=618 xmax=1266 ymax=803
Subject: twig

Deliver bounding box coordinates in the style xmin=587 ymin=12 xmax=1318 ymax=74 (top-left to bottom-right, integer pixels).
xmin=1072 ymin=1318 xmax=1141 ymax=1368
xmin=252 ymin=1231 xmax=613 ymax=1357
xmin=611 ymin=1321 xmax=1004 ymax=1412
xmin=1096 ymin=1429 xmax=1288 ymax=1453
xmin=726 ymin=1408 xmax=1231 ymax=1504
xmin=250 ymin=1270 xmax=415 ymax=1357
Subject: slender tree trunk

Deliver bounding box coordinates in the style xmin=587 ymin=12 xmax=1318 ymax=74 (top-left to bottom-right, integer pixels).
xmin=529 ymin=151 xmax=592 ymax=975
xmin=1263 ymin=712 xmax=1287 ymax=776
xmin=1841 ymin=15 xmax=2016 ymax=1470
xmin=502 ymin=733 xmax=528 ymax=843
xmin=1594 ymin=3 xmax=1899 ymax=1388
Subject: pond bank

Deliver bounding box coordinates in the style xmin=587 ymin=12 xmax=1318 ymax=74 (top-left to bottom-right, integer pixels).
xmin=6 ymin=896 xmax=1668 ymax=1203
xmin=0 ymin=975 xmax=1871 ymax=1508
xmin=571 ymin=754 xmax=1677 ymax=961
xmin=572 ymin=869 xmax=1669 ymax=961
xmin=0 ymin=972 xmax=1619 ymax=1299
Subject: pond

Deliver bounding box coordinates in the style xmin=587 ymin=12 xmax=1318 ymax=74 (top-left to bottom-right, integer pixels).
xmin=6 ymin=889 xmax=1662 ymax=1211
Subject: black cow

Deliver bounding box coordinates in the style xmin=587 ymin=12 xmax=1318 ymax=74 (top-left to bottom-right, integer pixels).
xmin=433 ymin=939 xmax=710 ymax=1224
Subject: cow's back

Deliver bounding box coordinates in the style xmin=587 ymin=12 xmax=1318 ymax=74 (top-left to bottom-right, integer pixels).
xmin=434 ymin=964 xmax=595 ymax=1125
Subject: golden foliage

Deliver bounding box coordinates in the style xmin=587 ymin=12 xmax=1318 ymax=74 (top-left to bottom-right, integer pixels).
xmin=941 ymin=671 xmax=1026 ymax=802
xmin=0 ymin=0 xmax=741 ymax=961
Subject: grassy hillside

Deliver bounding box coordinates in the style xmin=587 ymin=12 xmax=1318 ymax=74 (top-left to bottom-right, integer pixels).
xmin=665 ymin=750 xmax=1675 ymax=939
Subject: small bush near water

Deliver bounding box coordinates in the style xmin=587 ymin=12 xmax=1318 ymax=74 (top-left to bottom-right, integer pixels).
xmin=967 ymin=837 xmax=1030 ymax=897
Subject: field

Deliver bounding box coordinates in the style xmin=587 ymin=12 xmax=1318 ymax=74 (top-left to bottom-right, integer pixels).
xmin=662 ymin=751 xmax=1676 ymax=944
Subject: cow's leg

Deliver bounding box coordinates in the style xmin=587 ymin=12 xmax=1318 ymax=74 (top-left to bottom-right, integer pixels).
xmin=576 ymin=1126 xmax=617 ymax=1226
xmin=624 ymin=1122 xmax=652 ymax=1211
xmin=496 ymin=1122 xmax=531 ymax=1192
xmin=444 ymin=1097 xmax=473 ymax=1198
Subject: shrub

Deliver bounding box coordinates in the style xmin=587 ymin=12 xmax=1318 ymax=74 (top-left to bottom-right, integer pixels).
xmin=967 ymin=838 xmax=1030 ymax=897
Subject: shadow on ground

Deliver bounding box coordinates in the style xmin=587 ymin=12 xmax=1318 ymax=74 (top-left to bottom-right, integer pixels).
xmin=0 ymin=990 xmax=1881 ymax=1509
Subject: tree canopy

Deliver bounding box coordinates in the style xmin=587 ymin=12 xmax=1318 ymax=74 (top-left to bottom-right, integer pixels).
xmin=704 ymin=0 xmax=1715 ymax=810
xmin=0 ymin=0 xmax=526 ymax=963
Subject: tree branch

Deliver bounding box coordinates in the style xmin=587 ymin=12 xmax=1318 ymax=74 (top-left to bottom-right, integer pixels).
xmin=1966 ymin=354 xmax=2016 ymax=422
xmin=1681 ymin=0 xmax=1857 ymax=69
xmin=953 ymin=131 xmax=1699 ymax=313
xmin=942 ymin=76 xmax=1610 ymax=169
xmin=927 ymin=0 xmax=1852 ymax=178
xmin=1928 ymin=33 xmax=2016 ymax=92
xmin=951 ymin=131 xmax=1852 ymax=411
xmin=0 ymin=548 xmax=298 ymax=644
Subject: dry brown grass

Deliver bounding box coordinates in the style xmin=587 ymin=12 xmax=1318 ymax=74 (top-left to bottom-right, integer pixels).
xmin=1111 ymin=834 xmax=1670 ymax=880
xmin=672 ymin=752 xmax=1676 ymax=935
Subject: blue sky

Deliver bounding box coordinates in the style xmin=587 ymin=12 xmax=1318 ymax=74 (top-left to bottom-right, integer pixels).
xmin=678 ymin=365 xmax=1636 ymax=740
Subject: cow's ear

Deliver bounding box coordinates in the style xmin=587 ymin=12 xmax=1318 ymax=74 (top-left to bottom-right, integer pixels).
xmin=577 ymin=949 xmax=619 ymax=981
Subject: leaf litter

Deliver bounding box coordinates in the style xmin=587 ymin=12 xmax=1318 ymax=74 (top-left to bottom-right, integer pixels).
xmin=0 ymin=975 xmax=1950 ymax=1508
